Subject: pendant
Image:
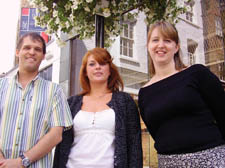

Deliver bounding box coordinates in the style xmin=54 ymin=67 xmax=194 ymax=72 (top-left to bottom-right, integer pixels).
xmin=92 ymin=112 xmax=96 ymax=125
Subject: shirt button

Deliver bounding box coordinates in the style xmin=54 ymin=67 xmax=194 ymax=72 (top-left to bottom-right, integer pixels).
xmin=114 ymin=156 xmax=117 ymax=158
xmin=17 ymin=127 xmax=20 ymax=130
xmin=22 ymin=98 xmax=25 ymax=101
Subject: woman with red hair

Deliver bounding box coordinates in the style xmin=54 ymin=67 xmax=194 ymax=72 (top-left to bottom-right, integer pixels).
xmin=54 ymin=47 xmax=143 ymax=168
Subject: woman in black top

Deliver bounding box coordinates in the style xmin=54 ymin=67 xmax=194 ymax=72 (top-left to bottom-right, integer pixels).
xmin=53 ymin=47 xmax=143 ymax=168
xmin=138 ymin=21 xmax=225 ymax=167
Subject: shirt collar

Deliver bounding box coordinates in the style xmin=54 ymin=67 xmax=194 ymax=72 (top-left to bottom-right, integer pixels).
xmin=14 ymin=71 xmax=40 ymax=87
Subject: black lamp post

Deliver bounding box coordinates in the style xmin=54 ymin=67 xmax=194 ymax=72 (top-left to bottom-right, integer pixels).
xmin=95 ymin=14 xmax=105 ymax=48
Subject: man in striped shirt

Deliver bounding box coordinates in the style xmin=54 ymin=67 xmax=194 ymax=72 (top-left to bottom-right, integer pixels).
xmin=0 ymin=33 xmax=73 ymax=168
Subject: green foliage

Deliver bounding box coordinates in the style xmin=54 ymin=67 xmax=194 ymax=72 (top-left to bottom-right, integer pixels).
xmin=30 ymin=0 xmax=188 ymax=46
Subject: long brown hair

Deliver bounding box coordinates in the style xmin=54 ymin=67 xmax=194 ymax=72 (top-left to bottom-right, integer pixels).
xmin=147 ymin=21 xmax=186 ymax=75
xmin=79 ymin=47 xmax=124 ymax=95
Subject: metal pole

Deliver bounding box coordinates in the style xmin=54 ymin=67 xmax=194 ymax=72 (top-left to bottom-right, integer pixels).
xmin=95 ymin=14 xmax=104 ymax=48
xmin=219 ymin=1 xmax=225 ymax=79
xmin=69 ymin=39 xmax=76 ymax=96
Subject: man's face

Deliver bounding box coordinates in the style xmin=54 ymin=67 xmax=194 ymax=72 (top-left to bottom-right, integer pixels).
xmin=16 ymin=36 xmax=45 ymax=73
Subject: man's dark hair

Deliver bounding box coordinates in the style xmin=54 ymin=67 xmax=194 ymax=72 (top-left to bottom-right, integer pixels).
xmin=17 ymin=32 xmax=46 ymax=54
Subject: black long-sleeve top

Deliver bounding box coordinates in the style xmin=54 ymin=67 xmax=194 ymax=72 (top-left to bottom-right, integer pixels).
xmin=53 ymin=91 xmax=143 ymax=168
xmin=138 ymin=64 xmax=225 ymax=154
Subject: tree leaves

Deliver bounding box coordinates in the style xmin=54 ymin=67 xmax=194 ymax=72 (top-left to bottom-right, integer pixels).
xmin=30 ymin=0 xmax=187 ymax=46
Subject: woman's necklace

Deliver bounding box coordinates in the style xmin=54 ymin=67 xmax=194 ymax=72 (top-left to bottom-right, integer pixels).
xmin=90 ymin=92 xmax=110 ymax=99
xmin=87 ymin=92 xmax=111 ymax=125
xmin=96 ymin=94 xmax=107 ymax=99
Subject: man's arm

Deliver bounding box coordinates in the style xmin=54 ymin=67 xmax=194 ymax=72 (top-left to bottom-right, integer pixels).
xmin=24 ymin=126 xmax=63 ymax=162
xmin=0 ymin=126 xmax=63 ymax=168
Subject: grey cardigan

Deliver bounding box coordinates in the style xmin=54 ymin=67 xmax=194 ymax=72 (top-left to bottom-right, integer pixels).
xmin=53 ymin=91 xmax=143 ymax=168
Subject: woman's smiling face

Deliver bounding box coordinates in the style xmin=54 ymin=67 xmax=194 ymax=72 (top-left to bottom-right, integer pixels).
xmin=148 ymin=27 xmax=179 ymax=67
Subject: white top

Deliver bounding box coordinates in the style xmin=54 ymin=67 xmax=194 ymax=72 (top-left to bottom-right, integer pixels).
xmin=66 ymin=108 xmax=115 ymax=168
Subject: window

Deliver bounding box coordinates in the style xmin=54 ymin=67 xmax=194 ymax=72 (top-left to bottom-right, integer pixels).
xmin=219 ymin=0 xmax=225 ymax=7
xmin=205 ymin=0 xmax=210 ymax=10
xmin=120 ymin=21 xmax=135 ymax=57
xmin=188 ymin=52 xmax=195 ymax=65
xmin=185 ymin=1 xmax=194 ymax=22
xmin=218 ymin=63 xmax=225 ymax=80
xmin=39 ymin=65 xmax=52 ymax=81
xmin=215 ymin=16 xmax=223 ymax=37
xmin=187 ymin=39 xmax=198 ymax=66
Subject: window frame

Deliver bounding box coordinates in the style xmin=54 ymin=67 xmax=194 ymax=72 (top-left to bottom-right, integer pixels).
xmin=120 ymin=21 xmax=135 ymax=58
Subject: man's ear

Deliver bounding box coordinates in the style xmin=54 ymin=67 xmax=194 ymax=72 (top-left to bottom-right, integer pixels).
xmin=15 ymin=49 xmax=20 ymax=58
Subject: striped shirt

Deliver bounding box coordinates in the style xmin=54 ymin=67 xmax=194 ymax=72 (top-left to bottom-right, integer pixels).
xmin=0 ymin=74 xmax=73 ymax=168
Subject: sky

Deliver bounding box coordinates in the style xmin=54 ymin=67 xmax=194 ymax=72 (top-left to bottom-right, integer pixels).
xmin=0 ymin=1 xmax=21 ymax=74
